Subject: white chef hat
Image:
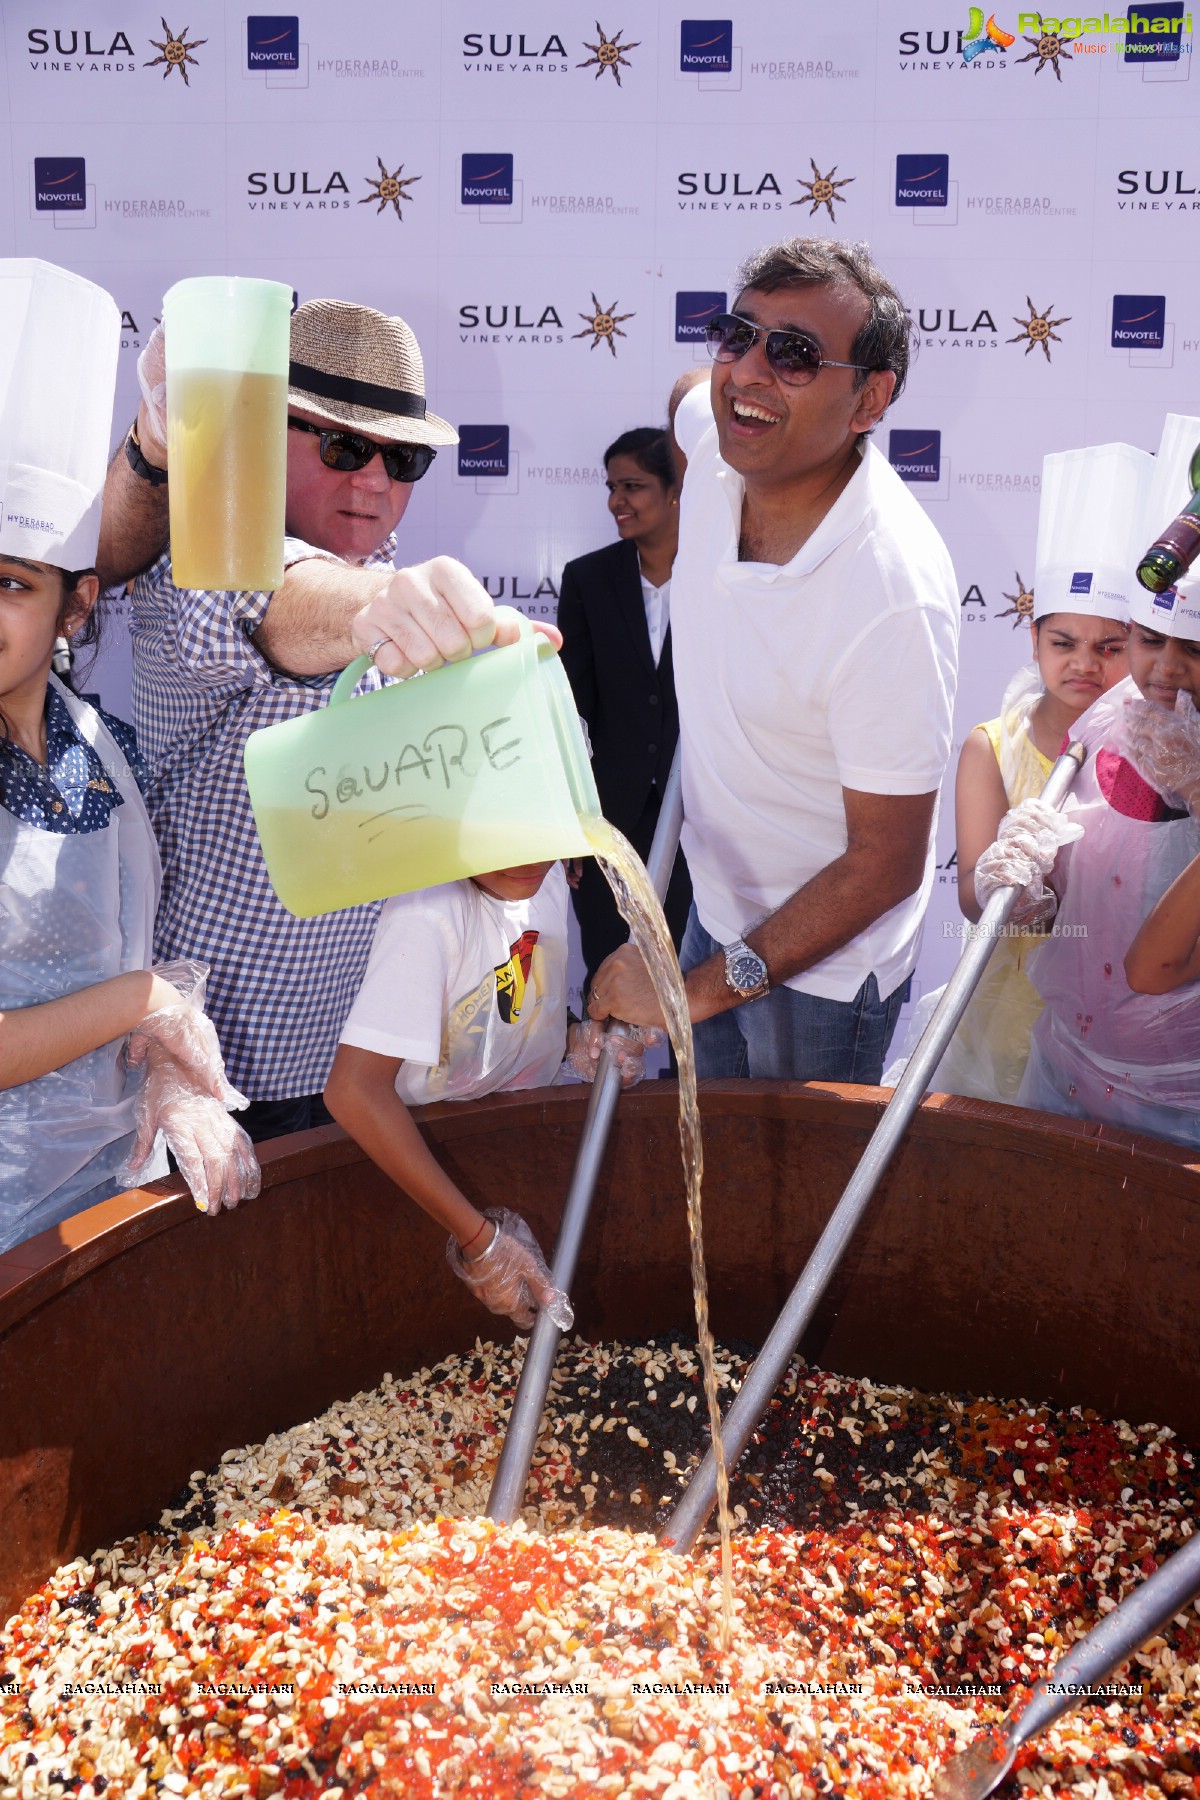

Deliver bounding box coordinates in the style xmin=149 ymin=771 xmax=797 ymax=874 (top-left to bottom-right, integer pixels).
xmin=0 ymin=259 xmax=120 ymax=570
xmin=1033 ymin=441 xmax=1155 ymax=624
xmin=1127 ymin=414 xmax=1200 ymax=638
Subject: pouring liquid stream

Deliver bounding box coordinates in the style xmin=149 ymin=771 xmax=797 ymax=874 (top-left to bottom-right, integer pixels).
xmin=584 ymin=815 xmax=734 ymax=1650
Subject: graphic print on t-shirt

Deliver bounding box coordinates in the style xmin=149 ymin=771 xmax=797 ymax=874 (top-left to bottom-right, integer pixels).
xmin=495 ymin=929 xmax=540 ymax=1024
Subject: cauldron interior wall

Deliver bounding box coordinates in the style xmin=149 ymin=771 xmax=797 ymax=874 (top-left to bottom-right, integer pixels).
xmin=2 ymin=1082 xmax=1198 ymax=1622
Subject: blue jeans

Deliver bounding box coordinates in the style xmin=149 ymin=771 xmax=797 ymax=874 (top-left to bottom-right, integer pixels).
xmin=681 ymin=908 xmax=910 ymax=1084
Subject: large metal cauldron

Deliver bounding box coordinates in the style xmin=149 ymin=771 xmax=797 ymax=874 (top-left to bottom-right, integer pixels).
xmin=3 ymin=1082 xmax=1198 ymax=1623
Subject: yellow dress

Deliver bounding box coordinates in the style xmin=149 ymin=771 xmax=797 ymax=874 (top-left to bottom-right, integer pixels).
xmin=932 ymin=703 xmax=1053 ymax=1105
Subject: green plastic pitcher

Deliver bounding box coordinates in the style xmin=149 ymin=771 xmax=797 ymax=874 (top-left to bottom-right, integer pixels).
xmin=243 ymin=609 xmax=601 ymax=918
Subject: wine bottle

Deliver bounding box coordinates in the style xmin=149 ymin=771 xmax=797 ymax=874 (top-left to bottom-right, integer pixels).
xmin=1137 ymin=438 xmax=1200 ymax=594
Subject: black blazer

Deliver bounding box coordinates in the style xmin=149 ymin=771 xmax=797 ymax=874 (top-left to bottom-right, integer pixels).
xmin=557 ymin=538 xmax=680 ymax=835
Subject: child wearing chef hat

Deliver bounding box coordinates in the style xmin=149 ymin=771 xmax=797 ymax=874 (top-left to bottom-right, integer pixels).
xmin=973 ymin=418 xmax=1200 ymax=1149
xmin=0 ymin=259 xmax=258 ymax=1252
xmin=936 ymin=444 xmax=1140 ymax=1103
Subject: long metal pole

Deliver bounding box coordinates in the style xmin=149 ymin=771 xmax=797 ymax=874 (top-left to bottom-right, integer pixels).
xmin=663 ymin=744 xmax=1086 ymax=1554
xmin=487 ymin=749 xmax=685 ymax=1522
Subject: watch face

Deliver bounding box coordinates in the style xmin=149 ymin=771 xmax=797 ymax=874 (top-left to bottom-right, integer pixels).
xmin=730 ymin=951 xmax=766 ymax=992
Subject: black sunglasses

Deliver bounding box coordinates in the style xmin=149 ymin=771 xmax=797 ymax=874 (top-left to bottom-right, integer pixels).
xmin=704 ymin=311 xmax=872 ymax=386
xmin=287 ymin=416 xmax=436 ymax=482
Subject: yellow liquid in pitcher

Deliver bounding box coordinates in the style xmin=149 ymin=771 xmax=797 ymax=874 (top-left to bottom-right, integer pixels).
xmin=168 ymin=368 xmax=287 ymax=591
xmin=585 ymin=816 xmax=734 ymax=1651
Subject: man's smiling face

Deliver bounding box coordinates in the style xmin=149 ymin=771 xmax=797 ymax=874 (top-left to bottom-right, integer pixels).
xmin=711 ymin=280 xmax=891 ymax=492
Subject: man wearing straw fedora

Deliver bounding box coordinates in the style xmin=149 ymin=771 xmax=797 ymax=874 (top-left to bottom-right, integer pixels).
xmin=98 ymin=298 xmax=558 ymax=1142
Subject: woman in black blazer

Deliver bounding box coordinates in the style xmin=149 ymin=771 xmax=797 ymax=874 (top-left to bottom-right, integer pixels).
xmin=557 ymin=428 xmax=692 ymax=984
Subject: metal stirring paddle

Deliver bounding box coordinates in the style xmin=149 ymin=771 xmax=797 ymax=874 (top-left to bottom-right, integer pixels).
xmin=932 ymin=1524 xmax=1200 ymax=1799
xmin=663 ymin=742 xmax=1087 ymax=1554
xmin=487 ymin=749 xmax=684 ymax=1523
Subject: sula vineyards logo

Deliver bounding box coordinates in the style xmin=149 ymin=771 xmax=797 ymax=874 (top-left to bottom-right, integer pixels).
xmin=1008 ymin=297 xmax=1070 ymax=360
xmin=575 ymin=294 xmax=634 ymax=356
xmin=962 ymin=8 xmax=1016 ymax=58
xmin=1016 ymin=15 xmax=1077 ymax=76
xmin=577 ymin=23 xmax=640 ymax=83
xmin=792 ymin=160 xmax=854 ymax=221
xmin=361 ymin=159 xmax=420 ymax=220
xmin=998 ymin=573 xmax=1035 ymax=624
xmin=144 ymin=17 xmax=206 ymax=82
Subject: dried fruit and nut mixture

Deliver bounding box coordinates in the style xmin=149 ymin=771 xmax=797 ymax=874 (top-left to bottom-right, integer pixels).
xmin=3 ymin=1334 xmax=1200 ymax=1799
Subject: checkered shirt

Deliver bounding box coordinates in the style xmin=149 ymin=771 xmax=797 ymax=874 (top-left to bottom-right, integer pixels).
xmin=130 ymin=536 xmax=395 ymax=1100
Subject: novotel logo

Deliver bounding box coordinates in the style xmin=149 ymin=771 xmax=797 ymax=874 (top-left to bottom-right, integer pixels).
xmin=888 ymin=429 xmax=942 ymax=482
xmin=1111 ymin=294 xmax=1166 ymax=350
xmin=461 ymin=153 xmax=514 ymax=206
xmin=458 ymin=425 xmax=510 ymax=477
xmin=1070 ymin=571 xmax=1093 ymax=595
xmin=895 ymin=153 xmax=950 ymax=208
xmin=34 ymin=156 xmax=87 ymax=210
xmin=1123 ymin=3 xmax=1185 ymax=62
xmin=247 ymin=16 xmax=300 ymax=70
xmin=680 ymin=19 xmax=733 ymax=71
xmin=675 ymin=291 xmax=726 ymax=342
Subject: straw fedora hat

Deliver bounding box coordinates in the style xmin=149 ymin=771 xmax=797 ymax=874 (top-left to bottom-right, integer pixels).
xmin=288 ymin=299 xmax=457 ymax=447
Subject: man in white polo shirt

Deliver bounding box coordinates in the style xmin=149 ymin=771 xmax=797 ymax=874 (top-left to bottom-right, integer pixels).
xmin=588 ymin=237 xmax=959 ymax=1082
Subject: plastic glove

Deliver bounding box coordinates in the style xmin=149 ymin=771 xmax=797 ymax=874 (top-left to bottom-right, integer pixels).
xmin=127 ymin=1000 xmax=242 ymax=1106
xmin=446 ymin=1208 xmax=573 ymax=1333
xmin=974 ymin=796 xmax=1084 ymax=927
xmin=136 ymin=323 xmax=168 ymax=464
xmin=151 ymin=957 xmax=210 ymax=1007
xmin=1119 ymin=695 xmax=1200 ymax=819
xmin=123 ymin=1045 xmax=261 ymax=1215
xmin=565 ymin=1018 xmax=666 ymax=1089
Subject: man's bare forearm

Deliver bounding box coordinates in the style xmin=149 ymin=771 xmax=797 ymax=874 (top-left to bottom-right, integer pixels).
xmin=251 ymin=557 xmax=395 ymax=676
xmin=95 ymin=413 xmax=170 ymax=587
xmin=588 ymin=789 xmax=938 ymax=1032
xmin=685 ymin=839 xmax=927 ymax=1022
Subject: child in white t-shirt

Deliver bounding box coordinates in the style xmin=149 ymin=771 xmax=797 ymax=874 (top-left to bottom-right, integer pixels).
xmin=325 ymin=859 xmax=653 ymax=1330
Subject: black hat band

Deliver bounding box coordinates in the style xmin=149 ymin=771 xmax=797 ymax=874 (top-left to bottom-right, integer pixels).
xmin=288 ymin=360 xmax=427 ymax=419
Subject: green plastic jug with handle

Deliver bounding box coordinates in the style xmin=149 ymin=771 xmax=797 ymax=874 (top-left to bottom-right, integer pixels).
xmin=242 ymin=608 xmax=601 ymax=918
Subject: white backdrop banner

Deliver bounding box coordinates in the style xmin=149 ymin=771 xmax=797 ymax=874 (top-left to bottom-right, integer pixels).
xmin=3 ymin=1 xmax=1196 ymax=1015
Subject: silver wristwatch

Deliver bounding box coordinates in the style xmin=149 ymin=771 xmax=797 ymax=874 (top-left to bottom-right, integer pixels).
xmin=723 ymin=938 xmax=769 ymax=999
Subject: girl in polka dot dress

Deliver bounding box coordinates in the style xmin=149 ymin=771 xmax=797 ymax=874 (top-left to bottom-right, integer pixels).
xmin=0 ymin=553 xmax=259 ymax=1252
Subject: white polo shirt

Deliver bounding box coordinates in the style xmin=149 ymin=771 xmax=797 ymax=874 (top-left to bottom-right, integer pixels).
xmin=672 ymin=385 xmax=959 ymax=1003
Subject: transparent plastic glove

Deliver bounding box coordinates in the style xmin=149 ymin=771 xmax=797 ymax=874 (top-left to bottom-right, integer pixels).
xmin=974 ymin=796 xmax=1084 ymax=927
xmin=122 ymin=1047 xmax=261 ymax=1215
xmin=135 ymin=322 xmax=168 ymax=463
xmin=127 ymin=999 xmax=241 ymax=1106
xmin=1119 ymin=695 xmax=1200 ymax=820
xmin=151 ymin=957 xmax=210 ymax=1007
xmin=446 ymin=1208 xmax=573 ymax=1333
xmin=565 ymin=1019 xmax=666 ymax=1089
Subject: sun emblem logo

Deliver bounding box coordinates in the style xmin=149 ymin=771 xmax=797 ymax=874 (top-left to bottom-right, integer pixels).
xmin=1016 ymin=15 xmax=1078 ymax=79
xmin=144 ymin=17 xmax=206 ymax=83
xmin=1008 ymin=297 xmax=1071 ymax=362
xmin=792 ymin=159 xmax=854 ymax=223
xmin=577 ymin=22 xmax=640 ymax=85
xmin=998 ymin=573 xmax=1036 ymax=626
xmin=574 ymin=293 xmax=635 ymax=357
xmin=360 ymin=158 xmax=421 ymax=220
